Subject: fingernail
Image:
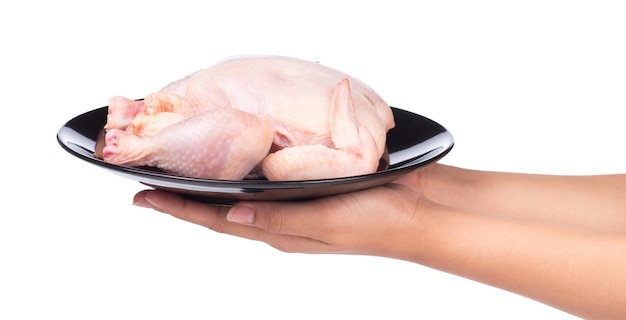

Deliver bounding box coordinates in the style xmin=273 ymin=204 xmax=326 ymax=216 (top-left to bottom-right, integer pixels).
xmin=226 ymin=205 xmax=255 ymax=224
xmin=132 ymin=199 xmax=152 ymax=209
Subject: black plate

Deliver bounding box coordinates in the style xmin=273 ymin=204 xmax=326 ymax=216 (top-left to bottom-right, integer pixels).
xmin=57 ymin=106 xmax=453 ymax=204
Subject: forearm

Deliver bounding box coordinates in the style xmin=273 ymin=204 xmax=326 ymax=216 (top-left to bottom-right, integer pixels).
xmin=413 ymin=164 xmax=626 ymax=232
xmin=394 ymin=203 xmax=626 ymax=319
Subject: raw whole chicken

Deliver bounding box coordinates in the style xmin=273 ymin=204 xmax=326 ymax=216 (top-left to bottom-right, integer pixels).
xmin=101 ymin=55 xmax=395 ymax=181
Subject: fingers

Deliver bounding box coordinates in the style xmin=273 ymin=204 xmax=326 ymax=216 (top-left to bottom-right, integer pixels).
xmin=135 ymin=188 xmax=344 ymax=239
xmin=132 ymin=184 xmax=424 ymax=256
xmin=225 ymin=199 xmax=363 ymax=254
xmin=227 ymin=185 xmax=409 ymax=244
xmin=133 ymin=190 xmax=334 ymax=252
xmin=225 ymin=198 xmax=342 ymax=238
xmin=134 ymin=190 xmax=231 ymax=232
xmin=134 ymin=189 xmax=253 ymax=238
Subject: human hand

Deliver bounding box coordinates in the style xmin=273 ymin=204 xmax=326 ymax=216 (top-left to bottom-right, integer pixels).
xmin=133 ymin=181 xmax=434 ymax=258
xmin=133 ymin=166 xmax=626 ymax=320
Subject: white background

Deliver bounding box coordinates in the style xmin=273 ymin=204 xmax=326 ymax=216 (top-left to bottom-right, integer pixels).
xmin=1 ymin=1 xmax=624 ymax=319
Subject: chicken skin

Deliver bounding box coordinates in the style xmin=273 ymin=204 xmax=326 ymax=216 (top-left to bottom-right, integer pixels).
xmin=102 ymin=56 xmax=394 ymax=181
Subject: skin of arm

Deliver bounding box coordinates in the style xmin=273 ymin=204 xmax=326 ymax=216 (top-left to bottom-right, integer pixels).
xmin=133 ymin=163 xmax=626 ymax=319
xmin=407 ymin=164 xmax=626 ymax=233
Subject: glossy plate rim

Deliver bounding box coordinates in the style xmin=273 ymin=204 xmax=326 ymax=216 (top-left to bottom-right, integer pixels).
xmin=57 ymin=106 xmax=453 ymax=202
